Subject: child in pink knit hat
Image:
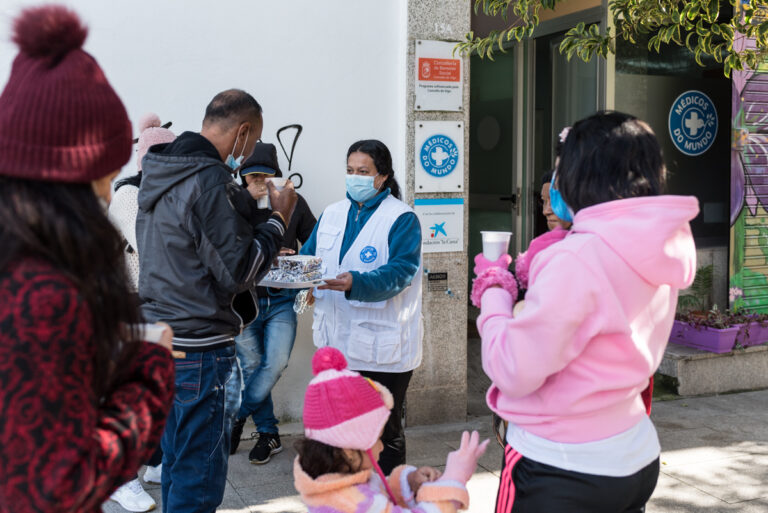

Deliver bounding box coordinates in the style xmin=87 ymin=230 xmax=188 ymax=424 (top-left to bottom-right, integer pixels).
xmin=294 ymin=347 xmax=489 ymax=512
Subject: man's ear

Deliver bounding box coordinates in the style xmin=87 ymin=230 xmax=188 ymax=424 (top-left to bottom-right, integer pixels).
xmin=238 ymin=121 xmax=251 ymax=139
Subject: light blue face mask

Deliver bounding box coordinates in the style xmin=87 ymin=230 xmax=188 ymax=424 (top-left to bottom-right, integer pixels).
xmin=345 ymin=174 xmax=379 ymax=203
xmin=225 ymin=127 xmax=249 ymax=171
xmin=549 ymin=171 xmax=574 ymax=223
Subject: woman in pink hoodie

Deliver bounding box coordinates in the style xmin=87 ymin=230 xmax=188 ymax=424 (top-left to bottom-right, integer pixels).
xmin=472 ymin=111 xmax=698 ymax=512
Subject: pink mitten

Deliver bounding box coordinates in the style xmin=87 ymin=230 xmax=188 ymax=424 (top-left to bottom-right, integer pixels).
xmin=440 ymin=431 xmax=490 ymax=485
xmin=473 ymin=253 xmax=512 ymax=277
xmin=471 ymin=267 xmax=518 ymax=309
xmin=515 ymin=228 xmax=568 ymax=289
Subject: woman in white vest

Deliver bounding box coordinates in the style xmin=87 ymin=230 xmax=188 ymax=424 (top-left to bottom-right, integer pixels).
xmin=299 ymin=139 xmax=423 ymax=474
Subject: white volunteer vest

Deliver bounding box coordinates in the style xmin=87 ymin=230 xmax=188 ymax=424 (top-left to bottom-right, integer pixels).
xmin=312 ymin=195 xmax=423 ymax=372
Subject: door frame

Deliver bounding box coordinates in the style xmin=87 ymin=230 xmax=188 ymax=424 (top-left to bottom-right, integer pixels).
xmin=515 ymin=5 xmax=610 ymax=251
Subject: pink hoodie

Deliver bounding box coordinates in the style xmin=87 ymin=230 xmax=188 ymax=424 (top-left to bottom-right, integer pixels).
xmin=478 ymin=195 xmax=699 ymax=443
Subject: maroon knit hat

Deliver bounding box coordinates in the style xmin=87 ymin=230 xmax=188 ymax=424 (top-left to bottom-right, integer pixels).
xmin=0 ymin=5 xmax=132 ymax=183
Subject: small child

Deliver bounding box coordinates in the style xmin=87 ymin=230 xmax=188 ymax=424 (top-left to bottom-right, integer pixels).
xmin=294 ymin=347 xmax=489 ymax=512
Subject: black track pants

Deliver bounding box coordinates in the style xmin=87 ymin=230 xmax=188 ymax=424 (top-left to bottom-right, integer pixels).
xmin=496 ymin=444 xmax=660 ymax=513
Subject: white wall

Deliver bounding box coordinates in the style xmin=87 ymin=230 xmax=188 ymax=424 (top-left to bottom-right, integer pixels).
xmin=0 ymin=0 xmax=408 ymax=423
xmin=0 ymin=0 xmax=406 ymax=216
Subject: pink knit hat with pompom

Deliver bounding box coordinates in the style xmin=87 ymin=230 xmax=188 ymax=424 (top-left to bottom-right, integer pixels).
xmin=135 ymin=112 xmax=175 ymax=171
xmin=303 ymin=347 xmax=393 ymax=451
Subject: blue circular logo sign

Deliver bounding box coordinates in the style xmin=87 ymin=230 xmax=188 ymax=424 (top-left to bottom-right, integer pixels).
xmin=668 ymin=90 xmax=718 ymax=156
xmin=360 ymin=246 xmax=377 ymax=263
xmin=420 ymin=134 xmax=459 ymax=177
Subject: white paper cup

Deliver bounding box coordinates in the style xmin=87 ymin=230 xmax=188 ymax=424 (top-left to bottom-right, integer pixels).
xmin=129 ymin=323 xmax=167 ymax=343
xmin=259 ymin=177 xmax=288 ymax=208
xmin=267 ymin=177 xmax=288 ymax=190
xmin=480 ymin=231 xmax=513 ymax=261
xmin=256 ymin=195 xmax=270 ymax=209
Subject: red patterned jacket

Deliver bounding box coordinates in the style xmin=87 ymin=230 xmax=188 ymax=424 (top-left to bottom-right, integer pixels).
xmin=0 ymin=258 xmax=175 ymax=512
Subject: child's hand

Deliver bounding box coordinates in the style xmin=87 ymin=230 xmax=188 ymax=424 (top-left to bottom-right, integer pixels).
xmin=441 ymin=431 xmax=490 ymax=484
xmin=407 ymin=466 xmax=442 ymax=494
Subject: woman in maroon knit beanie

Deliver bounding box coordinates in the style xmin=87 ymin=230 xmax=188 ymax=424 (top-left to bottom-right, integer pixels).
xmin=0 ymin=5 xmax=175 ymax=512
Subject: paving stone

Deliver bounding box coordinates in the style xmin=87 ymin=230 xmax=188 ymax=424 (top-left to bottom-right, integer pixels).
xmin=103 ymin=480 xmax=247 ymax=513
xmin=647 ymin=473 xmax=728 ymax=513
xmin=101 ymin=390 xmax=768 ymax=513
xmin=227 ymin=435 xmax=298 ymax=489
xmin=403 ymin=432 xmax=456 ymax=467
xmin=236 ymin=484 xmax=305 ymax=513
xmin=659 ymin=427 xmax=757 ymax=466
xmin=662 ymin=453 xmax=768 ymax=504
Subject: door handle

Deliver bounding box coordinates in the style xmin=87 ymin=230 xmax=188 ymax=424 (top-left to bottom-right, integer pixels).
xmin=500 ymin=194 xmax=517 ymax=206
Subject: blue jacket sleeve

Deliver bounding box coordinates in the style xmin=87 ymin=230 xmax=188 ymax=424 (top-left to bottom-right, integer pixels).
xmin=346 ymin=212 xmax=421 ymax=302
xmin=299 ymin=213 xmax=321 ymax=256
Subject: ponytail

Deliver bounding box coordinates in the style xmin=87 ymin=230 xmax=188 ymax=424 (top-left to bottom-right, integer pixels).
xmin=382 ymin=173 xmax=400 ymax=200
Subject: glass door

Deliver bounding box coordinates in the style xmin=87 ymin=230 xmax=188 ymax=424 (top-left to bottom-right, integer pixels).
xmin=468 ymin=50 xmax=518 ymax=276
xmin=531 ymin=31 xmax=599 ymax=236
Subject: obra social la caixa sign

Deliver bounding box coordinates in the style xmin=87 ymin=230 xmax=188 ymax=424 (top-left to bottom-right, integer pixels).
xmin=414 ymin=198 xmax=464 ymax=254
xmin=668 ymin=90 xmax=718 ymax=157
xmin=415 ymin=121 xmax=464 ymax=193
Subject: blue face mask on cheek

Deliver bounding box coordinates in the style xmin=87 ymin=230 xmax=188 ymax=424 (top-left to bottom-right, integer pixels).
xmin=345 ymin=174 xmax=379 ymax=203
xmin=549 ymin=171 xmax=574 ymax=223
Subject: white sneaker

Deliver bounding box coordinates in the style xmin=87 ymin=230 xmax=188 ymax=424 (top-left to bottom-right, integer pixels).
xmin=143 ymin=464 xmax=162 ymax=485
xmin=110 ymin=478 xmax=156 ymax=512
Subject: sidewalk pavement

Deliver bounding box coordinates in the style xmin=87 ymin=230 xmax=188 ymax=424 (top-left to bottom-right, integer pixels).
xmin=105 ymin=389 xmax=768 ymax=513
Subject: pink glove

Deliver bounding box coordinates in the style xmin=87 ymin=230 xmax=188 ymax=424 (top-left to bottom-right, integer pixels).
xmin=440 ymin=431 xmax=490 ymax=485
xmin=473 ymin=253 xmax=512 ymax=276
xmin=470 ymin=267 xmax=518 ymax=309
xmin=515 ymin=227 xmax=568 ymax=289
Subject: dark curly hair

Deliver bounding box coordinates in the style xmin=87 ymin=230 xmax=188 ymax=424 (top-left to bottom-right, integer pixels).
xmin=347 ymin=139 xmax=401 ymax=200
xmin=295 ymin=438 xmax=365 ymax=479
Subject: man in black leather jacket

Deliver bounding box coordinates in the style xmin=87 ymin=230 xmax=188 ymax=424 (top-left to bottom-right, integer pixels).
xmin=136 ymin=89 xmax=296 ymax=513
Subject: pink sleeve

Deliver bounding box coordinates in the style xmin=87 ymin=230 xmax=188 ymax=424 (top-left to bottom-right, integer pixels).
xmin=477 ymin=251 xmax=603 ymax=399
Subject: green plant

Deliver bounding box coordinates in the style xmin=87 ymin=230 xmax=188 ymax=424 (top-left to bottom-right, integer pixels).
xmin=677 ymin=264 xmax=714 ymax=313
xmin=457 ymin=0 xmax=768 ymax=77
xmin=675 ymin=307 xmax=768 ymax=349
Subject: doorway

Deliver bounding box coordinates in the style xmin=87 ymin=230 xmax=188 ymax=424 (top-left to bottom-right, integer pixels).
xmin=531 ymin=30 xmax=600 ymax=237
xmin=467 ymin=50 xmax=517 ymax=416
xmin=468 ymin=50 xmax=518 ymax=263
xmin=466 ymin=28 xmax=602 ymax=417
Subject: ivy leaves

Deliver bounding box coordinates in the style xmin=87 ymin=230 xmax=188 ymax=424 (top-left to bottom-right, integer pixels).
xmin=457 ymin=0 xmax=768 ymax=77
xmin=455 ymin=0 xmax=563 ymax=59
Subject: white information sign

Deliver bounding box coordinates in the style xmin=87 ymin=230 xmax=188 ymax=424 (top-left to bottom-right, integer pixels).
xmin=414 ymin=198 xmax=464 ymax=254
xmin=415 ymin=40 xmax=463 ymax=112
xmin=415 ymin=121 xmax=464 ymax=193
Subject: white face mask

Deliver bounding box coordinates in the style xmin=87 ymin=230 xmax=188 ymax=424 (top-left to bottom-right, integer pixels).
xmin=225 ymin=126 xmax=249 ymax=171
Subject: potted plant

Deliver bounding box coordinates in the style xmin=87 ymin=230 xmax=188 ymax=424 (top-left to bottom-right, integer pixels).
xmin=672 ymin=265 xmax=768 ymax=353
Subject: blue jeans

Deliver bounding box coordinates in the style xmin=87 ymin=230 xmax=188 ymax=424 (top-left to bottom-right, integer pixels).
xmin=161 ymin=346 xmax=241 ymax=513
xmin=235 ymin=295 xmax=297 ymax=434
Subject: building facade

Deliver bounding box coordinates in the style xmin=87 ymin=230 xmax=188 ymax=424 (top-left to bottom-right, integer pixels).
xmin=1 ymin=0 xmax=759 ymax=427
xmin=0 ymin=0 xmax=472 ymax=426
